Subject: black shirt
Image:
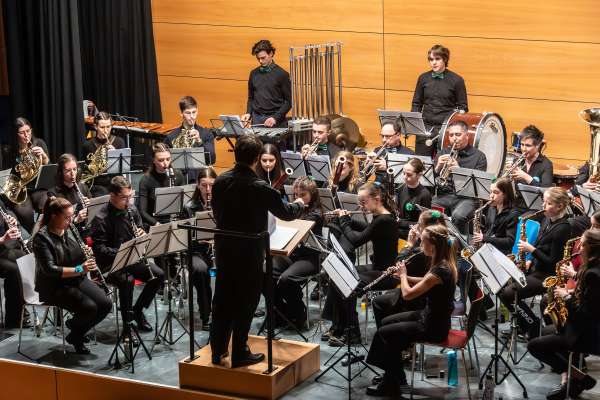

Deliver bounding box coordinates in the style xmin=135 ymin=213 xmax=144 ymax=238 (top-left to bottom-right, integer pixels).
xmin=246 ymin=63 xmax=291 ymax=124
xmin=164 ymin=124 xmax=216 ymax=165
xmin=421 ymin=263 xmax=456 ymax=341
xmin=90 ymin=202 xmax=144 ymax=273
xmin=11 ymin=138 xmax=50 ymax=190
xmin=373 ymin=144 xmax=415 ymax=184
xmin=52 ymin=182 xmax=91 ymax=211
xmin=435 ymin=144 xmax=487 ymax=194
xmin=81 ymin=135 xmax=126 ymax=188
xmin=184 ymin=197 xmax=212 ymax=257
xmin=137 ymin=168 xmax=185 ymax=227
xmin=520 ymin=154 xmax=553 ymax=187
xmin=481 ymin=206 xmax=519 ymax=254
xmin=396 ymin=184 xmax=432 ymax=238
xmin=411 ymin=70 xmax=468 ymax=126
xmin=531 ymin=215 xmax=571 ymax=275
xmin=338 ymin=213 xmax=399 ymax=271
xmin=33 ymin=226 xmax=86 ymax=300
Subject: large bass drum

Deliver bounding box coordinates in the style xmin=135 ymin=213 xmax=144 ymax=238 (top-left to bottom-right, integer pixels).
xmin=439 ymin=111 xmax=507 ymax=177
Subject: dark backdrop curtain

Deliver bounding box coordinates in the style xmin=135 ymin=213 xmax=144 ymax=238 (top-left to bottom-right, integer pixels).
xmin=2 ymin=0 xmax=85 ymax=163
xmin=78 ymin=0 xmax=161 ymax=122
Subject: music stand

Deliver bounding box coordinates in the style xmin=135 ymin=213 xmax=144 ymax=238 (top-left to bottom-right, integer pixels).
xmin=219 ymin=115 xmax=249 ymax=136
xmin=452 ymin=167 xmax=496 ymax=200
xmin=306 ymin=154 xmax=331 ymax=183
xmin=108 ymin=235 xmax=153 ymax=373
xmin=86 ymin=195 xmax=110 ymax=226
xmin=576 ymin=185 xmax=600 ymax=217
xmin=195 ymin=211 xmax=216 ymax=240
xmin=106 ymin=148 xmax=131 ymax=174
xmin=387 ymin=153 xmax=435 ymax=187
xmin=281 ymin=151 xmax=308 ymax=179
xmin=154 ymin=186 xmax=184 ymax=217
xmin=474 ymin=243 xmax=529 ymax=398
xmin=34 ymin=164 xmax=58 ymax=190
xmin=338 ymin=192 xmax=372 ymax=224
xmin=517 ymin=184 xmax=547 ymax=210
xmin=317 ymin=188 xmax=336 ymax=213
xmin=171 ymin=148 xmax=207 ymax=183
xmin=397 ymin=112 xmax=431 ymax=137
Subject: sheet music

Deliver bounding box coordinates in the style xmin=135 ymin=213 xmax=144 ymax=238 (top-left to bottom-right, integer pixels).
xmin=270 ymin=225 xmax=298 ymax=251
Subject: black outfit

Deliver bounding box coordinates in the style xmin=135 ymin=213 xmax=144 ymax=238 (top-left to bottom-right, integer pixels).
xmin=5 ymin=138 xmax=50 ymax=233
xmin=396 ymin=184 xmax=432 ymax=239
xmin=499 ymin=215 xmax=571 ymax=336
xmin=480 ymin=206 xmax=520 ymax=254
xmin=183 ymin=197 xmax=214 ymax=323
xmin=411 ymin=70 xmax=468 ymax=156
xmin=268 ymin=208 xmax=323 ymax=325
xmin=165 ymin=124 xmax=216 ymax=183
xmin=52 ymin=181 xmax=92 ymax=235
xmin=90 ymin=203 xmax=164 ymax=327
xmin=0 ymin=206 xmax=25 ymax=328
xmin=246 ymin=63 xmax=291 ymax=127
xmin=367 ymin=263 xmax=456 ymax=383
xmin=372 ymin=245 xmax=428 ymax=329
xmin=137 ymin=168 xmax=185 ymax=227
xmin=33 ymin=226 xmax=111 ymax=346
xmin=528 ymin=261 xmax=600 ymax=374
xmin=210 ymin=163 xmax=303 ymax=362
xmin=576 ymin=163 xmax=590 ymax=186
xmin=81 ymin=135 xmax=125 ymax=197
xmin=373 ymin=144 xmax=416 ymax=190
xmin=515 ymin=155 xmax=554 ymax=210
xmin=433 ymin=144 xmax=487 ymax=233
xmin=322 ymin=213 xmax=399 ymax=337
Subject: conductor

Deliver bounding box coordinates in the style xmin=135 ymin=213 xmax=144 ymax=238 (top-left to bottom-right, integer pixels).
xmin=210 ymin=135 xmax=305 ymax=368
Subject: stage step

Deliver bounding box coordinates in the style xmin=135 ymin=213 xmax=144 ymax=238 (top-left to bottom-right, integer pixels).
xmin=179 ymin=335 xmax=320 ymax=400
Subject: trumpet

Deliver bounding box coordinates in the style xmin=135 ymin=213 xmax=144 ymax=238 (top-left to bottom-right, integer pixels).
xmin=499 ymin=152 xmax=526 ymax=180
xmin=359 ymin=140 xmax=389 ymax=180
xmin=70 ymin=223 xmax=111 ymax=296
xmin=301 ymin=138 xmax=321 ymax=159
xmin=437 ymin=140 xmax=458 ymax=186
xmin=362 ymin=250 xmax=423 ymax=292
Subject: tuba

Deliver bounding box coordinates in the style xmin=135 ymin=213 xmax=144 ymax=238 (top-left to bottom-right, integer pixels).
xmin=580 ymin=108 xmax=600 ymax=183
xmin=81 ymin=136 xmax=113 ymax=183
xmin=171 ymin=126 xmax=201 ymax=148
xmin=2 ymin=142 xmax=43 ymax=204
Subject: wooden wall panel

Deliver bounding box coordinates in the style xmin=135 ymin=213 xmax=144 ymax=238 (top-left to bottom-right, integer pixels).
xmin=340 ymin=88 xmax=385 ymax=148
xmin=152 ymin=0 xmax=383 ymax=33
xmin=383 ymin=0 xmax=600 ymax=43
xmin=154 ymin=24 xmax=384 ymax=89
xmin=385 ymin=35 xmax=600 ymax=102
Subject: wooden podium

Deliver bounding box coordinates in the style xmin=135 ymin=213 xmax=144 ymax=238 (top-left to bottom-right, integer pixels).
xmin=178 ymin=217 xmax=320 ymax=399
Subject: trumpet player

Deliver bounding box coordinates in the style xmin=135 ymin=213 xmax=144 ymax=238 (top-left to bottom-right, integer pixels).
xmin=52 ymin=154 xmax=91 ymax=231
xmin=81 ymin=112 xmax=125 ymax=197
xmin=301 ymin=116 xmax=341 ymax=160
xmin=183 ymin=167 xmax=218 ymax=330
xmin=164 ymin=96 xmax=216 ymax=167
xmin=433 ymin=120 xmax=486 ymax=234
xmin=90 ymin=176 xmax=164 ymax=337
xmin=33 ymin=197 xmax=111 ymax=354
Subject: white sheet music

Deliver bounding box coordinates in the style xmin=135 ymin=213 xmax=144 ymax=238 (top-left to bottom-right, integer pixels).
xmin=270 ymin=225 xmax=298 ymax=251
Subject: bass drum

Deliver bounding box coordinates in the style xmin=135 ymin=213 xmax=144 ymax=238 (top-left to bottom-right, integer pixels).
xmin=439 ymin=111 xmax=507 ymax=177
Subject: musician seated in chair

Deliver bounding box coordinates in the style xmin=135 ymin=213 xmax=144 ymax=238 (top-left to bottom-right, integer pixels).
xmin=241 ymin=39 xmax=291 ymax=129
xmin=81 ymin=112 xmax=125 ymax=197
xmin=183 ymin=166 xmax=218 ymax=331
xmin=372 ymin=121 xmax=415 ymax=188
xmin=396 ymin=158 xmax=432 ymax=240
xmin=432 ymin=120 xmax=487 ymax=234
xmin=4 ymin=117 xmax=50 ymax=234
xmin=164 ymin=95 xmax=216 ymax=171
xmin=52 ymin=154 xmax=91 ymax=235
xmin=301 ymin=116 xmax=342 ymax=161
xmin=527 ymin=228 xmax=599 ymax=400
xmin=90 ymin=176 xmax=164 ymax=338
xmin=256 ymin=143 xmax=285 ymax=190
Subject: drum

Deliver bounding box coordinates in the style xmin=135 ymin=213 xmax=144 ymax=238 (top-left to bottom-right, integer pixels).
xmin=553 ymin=164 xmax=578 ymax=191
xmin=439 ymin=111 xmax=507 ymax=177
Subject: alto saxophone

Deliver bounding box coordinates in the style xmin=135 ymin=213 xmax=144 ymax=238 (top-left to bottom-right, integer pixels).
xmin=462 ymin=200 xmax=492 ymax=258
xmin=542 ymin=236 xmax=579 ymax=332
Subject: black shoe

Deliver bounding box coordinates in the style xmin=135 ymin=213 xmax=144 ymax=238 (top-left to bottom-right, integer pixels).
xmin=201 ymin=319 xmax=211 ymax=332
xmin=134 ymin=312 xmax=153 ymax=333
xmin=546 ymin=383 xmax=567 ymax=400
xmin=65 ymin=333 xmax=91 ymax=355
xmin=321 ymin=327 xmax=336 ymax=342
xmin=211 ymin=351 xmax=228 ymax=365
xmin=571 ymin=374 xmax=597 ymax=398
xmin=366 ymin=374 xmax=402 ymax=397
xmin=341 ymin=353 xmax=364 ymax=367
xmin=254 ymin=309 xmax=265 ymax=318
xmin=371 ymin=374 xmax=383 ymax=386
xmin=329 ymin=330 xmax=362 ymax=347
xmin=231 ymin=351 xmax=265 ymax=368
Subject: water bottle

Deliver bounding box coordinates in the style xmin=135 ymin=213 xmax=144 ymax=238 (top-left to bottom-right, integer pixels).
xmin=209 ymin=267 xmax=217 ymax=278
xmin=447 ymin=350 xmax=458 ymax=386
xmin=482 ymin=372 xmax=495 ymax=400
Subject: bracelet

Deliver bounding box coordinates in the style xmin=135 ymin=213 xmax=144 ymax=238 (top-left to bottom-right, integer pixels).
xmin=74 ymin=265 xmax=83 ymax=274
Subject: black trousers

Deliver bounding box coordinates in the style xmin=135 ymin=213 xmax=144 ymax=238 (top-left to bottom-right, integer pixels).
xmin=432 ymin=194 xmax=478 ymax=234
xmin=210 ymin=264 xmax=263 ymax=360
xmin=0 ymin=247 xmax=25 ymax=327
xmin=7 ymin=189 xmax=47 ymax=233
xmin=107 ymin=261 xmax=164 ymax=325
xmin=372 ymin=288 xmax=425 ymax=329
xmin=528 ymin=325 xmax=578 ymax=374
xmin=499 ymin=270 xmax=547 ymax=335
xmin=269 ymin=255 xmax=318 ymax=321
xmin=191 ymin=254 xmax=212 ymax=322
xmin=43 ymin=278 xmax=112 ymax=341
xmin=322 ymin=266 xmax=397 ymax=335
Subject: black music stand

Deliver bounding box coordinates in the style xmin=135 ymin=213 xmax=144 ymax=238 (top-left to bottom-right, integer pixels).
xmin=473 ymin=243 xmax=528 ymax=399
xmin=108 ymin=235 xmax=153 ymax=373
xmin=306 ymin=154 xmax=331 ymax=183
xmin=575 ymin=185 xmax=600 ymax=217
xmin=317 ymin=188 xmax=336 ymax=213
xmin=281 ymin=151 xmax=308 ymax=179
xmin=338 ymin=192 xmax=371 ymax=225
xmin=86 ymin=195 xmax=110 ymax=227
xmin=452 ymin=167 xmax=496 ymax=200
xmin=106 ymin=148 xmax=132 ymax=174
xmin=517 ymin=184 xmax=547 ymax=210
xmin=34 ymin=164 xmax=58 ymax=191
xmin=387 ymin=153 xmax=435 ymax=187
xmin=171 ymin=147 xmax=208 ymax=184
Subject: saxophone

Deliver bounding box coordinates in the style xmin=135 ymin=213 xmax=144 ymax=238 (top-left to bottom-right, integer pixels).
xmin=2 ymin=142 xmax=43 ymax=204
xmin=81 ymin=136 xmax=114 ymax=183
xmin=515 ymin=210 xmax=545 ymax=271
xmin=466 ymin=200 xmax=493 ymax=256
xmin=542 ymin=236 xmax=579 ymax=332
xmin=172 ymin=126 xmax=200 ymax=148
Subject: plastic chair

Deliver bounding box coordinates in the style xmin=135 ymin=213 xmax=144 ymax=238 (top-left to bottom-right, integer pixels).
xmin=409 ymin=285 xmax=485 ymax=400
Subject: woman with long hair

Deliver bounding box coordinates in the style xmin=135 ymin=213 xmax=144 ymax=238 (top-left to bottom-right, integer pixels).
xmin=32 ymin=197 xmax=111 ymax=354
xmin=255 ymin=143 xmax=284 ymax=186
xmin=365 ymin=224 xmax=458 ymax=396
xmin=328 ymin=150 xmax=359 ymax=193
xmin=396 ymin=157 xmax=432 ymax=239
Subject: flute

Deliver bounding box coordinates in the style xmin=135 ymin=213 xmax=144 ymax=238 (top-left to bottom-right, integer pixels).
xmin=362 ymin=250 xmax=423 ymax=292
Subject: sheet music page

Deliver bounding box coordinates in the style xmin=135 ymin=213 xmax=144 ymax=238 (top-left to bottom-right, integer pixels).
xmin=270 ymin=225 xmax=298 ymax=250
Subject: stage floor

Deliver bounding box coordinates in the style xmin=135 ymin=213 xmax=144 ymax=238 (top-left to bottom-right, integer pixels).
xmin=1 ymin=283 xmax=599 ymax=399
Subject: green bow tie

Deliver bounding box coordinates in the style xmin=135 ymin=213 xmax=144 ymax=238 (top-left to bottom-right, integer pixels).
xmin=432 ymin=71 xmax=445 ymax=79
xmin=317 ymin=144 xmax=328 ymax=151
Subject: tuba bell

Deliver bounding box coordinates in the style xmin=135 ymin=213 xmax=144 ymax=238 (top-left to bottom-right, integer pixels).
xmin=580 ymin=108 xmax=600 ymax=182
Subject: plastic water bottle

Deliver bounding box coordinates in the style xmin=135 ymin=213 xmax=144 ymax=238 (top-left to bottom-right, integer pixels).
xmin=209 ymin=267 xmax=216 ymax=278
xmin=447 ymin=350 xmax=458 ymax=386
xmin=482 ymin=372 xmax=495 ymax=400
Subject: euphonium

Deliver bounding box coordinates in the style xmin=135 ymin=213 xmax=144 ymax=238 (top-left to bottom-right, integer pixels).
xmin=172 ymin=126 xmax=200 ymax=148
xmin=2 ymin=141 xmax=43 ymax=204
xmin=542 ymin=236 xmax=579 ymax=332
xmin=437 ymin=141 xmax=458 ymax=186
xmin=81 ymin=136 xmax=114 ymax=183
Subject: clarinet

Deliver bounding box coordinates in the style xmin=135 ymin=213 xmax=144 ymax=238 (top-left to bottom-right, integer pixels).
xmin=0 ymin=206 xmax=30 ymax=254
xmin=362 ymin=250 xmax=423 ymax=292
xmin=127 ymin=207 xmax=156 ymax=280
xmin=69 ymin=223 xmax=111 ymax=296
xmin=72 ymin=176 xmax=86 ymax=209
